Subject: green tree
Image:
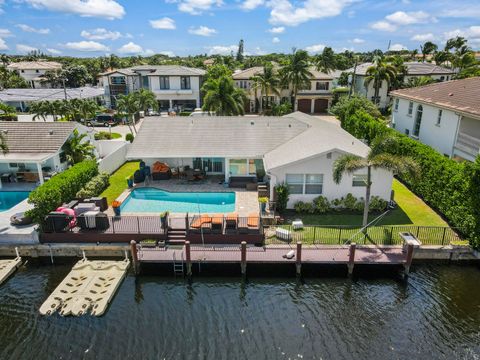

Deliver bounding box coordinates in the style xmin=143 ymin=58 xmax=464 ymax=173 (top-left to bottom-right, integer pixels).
xmin=77 ymin=99 xmax=101 ymax=126
xmin=280 ymin=49 xmax=312 ymax=109
xmin=316 ymin=47 xmax=336 ymax=74
xmin=116 ymin=93 xmax=139 ymax=134
xmin=202 ymin=75 xmax=246 ymax=115
xmin=420 ymin=41 xmax=438 ymax=62
xmin=0 ymin=67 xmax=29 ymax=89
xmin=236 ymin=39 xmax=244 ymax=63
xmin=250 ymin=64 xmax=280 ymax=113
xmin=134 ymin=88 xmax=158 ymax=113
xmin=405 ymin=76 xmax=435 ymax=88
xmin=63 ymin=129 xmax=95 ymax=165
xmin=333 ymin=134 xmax=419 ymax=227
xmin=364 ymin=56 xmax=397 ymax=106
xmin=0 ymin=131 xmax=9 ymax=155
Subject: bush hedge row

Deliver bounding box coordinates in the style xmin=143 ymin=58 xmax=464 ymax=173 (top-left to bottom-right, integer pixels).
xmin=27 ymin=160 xmax=99 ymax=226
xmin=76 ymin=172 xmax=110 ymax=199
xmin=332 ymin=99 xmax=480 ymax=248
xmin=294 ymin=194 xmax=388 ymax=214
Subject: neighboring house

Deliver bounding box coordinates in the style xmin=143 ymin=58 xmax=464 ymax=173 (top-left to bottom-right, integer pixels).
xmin=0 ymin=87 xmax=105 ymax=112
xmin=350 ymin=62 xmax=455 ymax=108
xmin=98 ymin=65 xmax=206 ymax=110
xmin=127 ymin=112 xmax=393 ymax=208
xmin=232 ymin=67 xmax=334 ymax=114
xmin=6 ymin=61 xmax=62 ymax=89
xmin=390 ymin=77 xmax=480 ymax=162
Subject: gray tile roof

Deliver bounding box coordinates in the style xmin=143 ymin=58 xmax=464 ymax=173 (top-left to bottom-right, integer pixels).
xmin=0 ymin=87 xmax=104 ymax=102
xmin=350 ymin=62 xmax=455 ymax=76
xmin=7 ymin=61 xmax=62 ymax=71
xmin=232 ymin=66 xmax=332 ymax=80
xmin=101 ymin=65 xmax=206 ymax=77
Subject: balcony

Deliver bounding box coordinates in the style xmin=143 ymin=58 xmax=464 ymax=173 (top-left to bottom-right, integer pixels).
xmin=454 ymin=132 xmax=480 ymax=159
xmin=152 ymin=89 xmax=194 ymax=95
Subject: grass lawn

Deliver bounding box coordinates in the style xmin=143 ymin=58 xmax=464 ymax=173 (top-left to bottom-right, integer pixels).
xmin=100 ymin=161 xmax=139 ymax=204
xmin=94 ymin=132 xmax=123 ymax=140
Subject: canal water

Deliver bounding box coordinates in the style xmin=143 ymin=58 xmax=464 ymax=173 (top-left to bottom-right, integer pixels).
xmin=0 ymin=263 xmax=479 ymax=360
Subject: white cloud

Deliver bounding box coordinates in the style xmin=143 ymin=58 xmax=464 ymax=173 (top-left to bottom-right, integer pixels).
xmin=118 ymin=42 xmax=144 ymax=54
xmin=411 ymin=33 xmax=435 ymax=42
xmin=188 ymin=26 xmax=217 ymax=36
xmin=272 ymin=37 xmax=280 ymax=43
xmin=144 ymin=49 xmax=155 ymax=56
xmin=81 ymin=28 xmax=122 ymax=40
xmin=46 ymin=48 xmax=62 ymax=54
xmin=389 ymin=43 xmax=407 ymax=51
xmin=23 ymin=0 xmax=125 ymax=20
xmin=241 ymin=0 xmax=263 ymax=10
xmin=305 ymin=43 xmax=326 ymax=53
xmin=268 ymin=0 xmax=354 ymax=27
xmin=64 ymin=40 xmax=109 ymax=52
xmin=0 ymin=29 xmax=14 ymax=38
xmin=385 ymin=11 xmax=432 ymax=25
xmin=351 ymin=38 xmax=364 ymax=44
xmin=16 ymin=44 xmax=39 ymax=53
xmin=370 ymin=20 xmax=397 ymax=32
xmin=444 ymin=26 xmax=480 ymax=46
xmin=0 ymin=38 xmax=8 ymax=51
xmin=206 ymin=44 xmax=237 ymax=55
xmin=268 ymin=26 xmax=285 ymax=34
xmin=149 ymin=17 xmax=176 ymax=30
xmin=176 ymin=0 xmax=223 ymax=15
xmin=16 ymin=24 xmax=50 ymax=34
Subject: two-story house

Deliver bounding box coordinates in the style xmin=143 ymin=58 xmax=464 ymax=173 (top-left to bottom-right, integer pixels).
xmin=98 ymin=65 xmax=206 ymax=111
xmin=350 ymin=62 xmax=455 ymax=109
xmin=391 ymin=77 xmax=480 ymax=162
xmin=6 ymin=61 xmax=62 ymax=89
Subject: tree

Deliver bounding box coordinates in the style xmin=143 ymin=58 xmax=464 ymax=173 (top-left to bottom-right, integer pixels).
xmin=280 ymin=49 xmax=312 ymax=109
xmin=236 ymin=39 xmax=244 ymax=63
xmin=134 ymin=89 xmax=158 ymax=113
xmin=77 ymin=99 xmax=101 ymax=126
xmin=433 ymin=51 xmax=451 ymax=67
xmin=250 ymin=64 xmax=280 ymax=113
xmin=116 ymin=93 xmax=139 ymax=134
xmin=333 ymin=134 xmax=419 ymax=227
xmin=0 ymin=67 xmax=29 ymax=89
xmin=202 ymin=75 xmax=246 ymax=115
xmin=316 ymin=47 xmax=336 ymax=74
xmin=420 ymin=41 xmax=438 ymax=62
xmin=30 ymin=101 xmax=49 ymax=121
xmin=0 ymin=131 xmax=9 ymax=155
xmin=364 ymin=56 xmax=397 ymax=106
xmin=63 ymin=64 xmax=91 ymax=87
xmin=405 ymin=76 xmax=435 ymax=88
xmin=63 ymin=129 xmax=95 ymax=165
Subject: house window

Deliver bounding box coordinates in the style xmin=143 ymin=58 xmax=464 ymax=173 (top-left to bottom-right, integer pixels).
xmin=440 ymin=76 xmax=445 ymax=81
xmin=286 ymin=174 xmax=304 ymax=194
xmin=59 ymin=151 xmax=67 ymax=163
xmin=316 ymin=82 xmax=329 ymax=91
xmin=394 ymin=98 xmax=399 ymax=112
xmin=305 ymin=174 xmax=323 ymax=194
xmin=36 ymin=69 xmax=39 ymax=73
xmin=181 ymin=76 xmax=191 ymax=90
xmin=352 ymin=174 xmax=368 ymax=187
xmin=436 ymin=109 xmax=442 ymax=126
xmin=142 ymin=76 xmax=149 ymax=89
xmin=407 ymin=101 xmax=413 ymax=116
xmin=413 ymin=105 xmax=423 ymax=137
xmin=159 ymin=76 xmax=170 ymax=90
xmin=110 ymin=76 xmax=126 ymax=85
xmin=229 ymin=159 xmax=248 ymax=176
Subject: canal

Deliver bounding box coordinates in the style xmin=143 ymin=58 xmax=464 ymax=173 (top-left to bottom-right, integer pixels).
xmin=0 ymin=263 xmax=479 ymax=359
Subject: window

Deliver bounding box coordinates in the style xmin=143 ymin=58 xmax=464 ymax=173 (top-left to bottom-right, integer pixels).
xmin=413 ymin=105 xmax=423 ymax=137
xmin=200 ymin=158 xmax=224 ymax=173
xmin=286 ymin=174 xmax=304 ymax=194
xmin=142 ymin=76 xmax=149 ymax=89
xmin=229 ymin=159 xmax=248 ymax=176
xmin=407 ymin=101 xmax=413 ymax=116
xmin=316 ymin=82 xmax=329 ymax=91
xmin=36 ymin=69 xmax=39 ymax=73
xmin=394 ymin=98 xmax=399 ymax=112
xmin=305 ymin=174 xmax=323 ymax=194
xmin=352 ymin=174 xmax=368 ymax=187
xmin=180 ymin=76 xmax=191 ymax=90
xmin=436 ymin=109 xmax=442 ymax=126
xmin=440 ymin=76 xmax=445 ymax=81
xmin=110 ymin=76 xmax=126 ymax=85
xmin=59 ymin=151 xmax=67 ymax=163
xmin=159 ymin=76 xmax=169 ymax=90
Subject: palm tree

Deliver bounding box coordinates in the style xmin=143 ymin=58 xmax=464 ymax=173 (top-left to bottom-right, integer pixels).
xmin=116 ymin=93 xmax=139 ymax=134
xmin=63 ymin=129 xmax=95 ymax=165
xmin=333 ymin=135 xmax=419 ymax=227
xmin=280 ymin=49 xmax=312 ymax=109
xmin=405 ymin=76 xmax=435 ymax=88
xmin=420 ymin=41 xmax=438 ymax=62
xmin=77 ymin=99 xmax=100 ymax=126
xmin=433 ymin=51 xmax=451 ymax=67
xmin=0 ymin=131 xmax=9 ymax=155
xmin=30 ymin=101 xmax=49 ymax=121
xmin=364 ymin=56 xmax=397 ymax=106
xmin=135 ymin=89 xmax=158 ymax=113
xmin=202 ymin=75 xmax=246 ymax=115
xmin=316 ymin=47 xmax=336 ymax=74
xmin=250 ymin=64 xmax=280 ymax=113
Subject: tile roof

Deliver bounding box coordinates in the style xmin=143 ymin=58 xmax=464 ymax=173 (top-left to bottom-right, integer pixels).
xmin=232 ymin=66 xmax=332 ymax=80
xmin=0 ymin=87 xmax=104 ymax=102
xmin=350 ymin=62 xmax=455 ymax=76
xmin=100 ymin=65 xmax=206 ymax=77
xmin=390 ymin=77 xmax=480 ymax=119
xmin=7 ymin=61 xmax=62 ymax=71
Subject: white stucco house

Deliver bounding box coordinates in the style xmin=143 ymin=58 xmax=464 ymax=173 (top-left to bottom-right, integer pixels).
xmin=98 ymin=65 xmax=206 ymax=111
xmin=390 ymin=77 xmax=480 ymax=162
xmin=126 ymin=112 xmax=393 ymax=209
xmin=350 ymin=62 xmax=455 ymax=109
xmin=6 ymin=61 xmax=63 ymax=89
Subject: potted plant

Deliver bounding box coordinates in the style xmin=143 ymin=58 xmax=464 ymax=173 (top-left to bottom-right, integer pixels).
xmin=140 ymin=239 xmax=157 ymax=248
xmin=126 ymin=175 xmax=133 ymax=188
xmin=256 ymin=168 xmax=266 ymax=182
xmin=258 ymin=197 xmax=269 ymax=212
xmin=160 ymin=211 xmax=169 ymax=228
xmin=112 ymin=200 xmax=122 ymax=216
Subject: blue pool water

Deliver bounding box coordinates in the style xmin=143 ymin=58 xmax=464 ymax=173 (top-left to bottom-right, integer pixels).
xmin=120 ymin=188 xmax=236 ymax=213
xmin=0 ymin=191 xmax=30 ymax=211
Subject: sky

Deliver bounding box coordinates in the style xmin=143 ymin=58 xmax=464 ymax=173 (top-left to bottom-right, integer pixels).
xmin=0 ymin=0 xmax=479 ymax=57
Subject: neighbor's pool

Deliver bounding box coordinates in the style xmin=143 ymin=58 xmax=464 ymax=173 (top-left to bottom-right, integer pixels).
xmin=120 ymin=188 xmax=235 ymax=213
xmin=0 ymin=191 xmax=30 ymax=211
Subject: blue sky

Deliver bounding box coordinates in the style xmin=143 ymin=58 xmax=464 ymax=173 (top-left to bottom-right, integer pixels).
xmin=0 ymin=0 xmax=479 ymax=57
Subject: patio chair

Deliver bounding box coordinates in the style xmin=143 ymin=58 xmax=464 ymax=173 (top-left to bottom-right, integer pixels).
xmin=211 ymin=214 xmax=224 ymax=234
xmin=247 ymin=213 xmax=260 ymax=233
xmin=186 ymin=169 xmax=195 ymax=182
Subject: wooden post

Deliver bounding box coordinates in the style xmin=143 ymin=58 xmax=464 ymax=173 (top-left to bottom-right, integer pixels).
xmin=185 ymin=241 xmax=192 ymax=277
xmin=296 ymin=241 xmax=302 ymax=276
xmin=403 ymin=243 xmax=414 ymax=277
xmin=348 ymin=242 xmax=356 ymax=277
xmin=241 ymin=241 xmax=247 ymax=276
xmin=130 ymin=240 xmax=139 ymax=275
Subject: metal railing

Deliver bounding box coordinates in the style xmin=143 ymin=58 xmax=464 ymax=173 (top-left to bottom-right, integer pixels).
xmin=455 ymin=132 xmax=480 ymax=157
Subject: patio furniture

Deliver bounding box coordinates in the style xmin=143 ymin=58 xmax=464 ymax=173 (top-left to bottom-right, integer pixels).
xmin=229 ymin=176 xmax=257 ymax=189
xmin=16 ymin=171 xmax=39 ymax=183
xmin=1 ymin=173 xmax=13 ymax=183
xmin=85 ymin=197 xmax=108 ymax=211
xmin=133 ymin=170 xmax=145 ymax=183
xmin=190 ymin=215 xmax=212 ymax=232
xmin=211 ymin=214 xmax=224 ymax=233
xmin=225 ymin=213 xmax=238 ymax=233
xmin=292 ymin=220 xmax=304 ymax=230
xmin=152 ymin=161 xmax=172 ymax=180
xmin=61 ymin=200 xmax=79 ymax=209
xmin=74 ymin=203 xmax=99 ymax=216
xmin=44 ymin=212 xmax=74 ymax=233
xmin=247 ymin=213 xmax=260 ymax=233
xmin=275 ymin=228 xmax=292 ymax=241
xmin=77 ymin=212 xmax=110 ymax=231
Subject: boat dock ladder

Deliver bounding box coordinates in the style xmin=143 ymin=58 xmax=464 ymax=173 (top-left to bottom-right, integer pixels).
xmin=172 ymin=251 xmax=184 ymax=276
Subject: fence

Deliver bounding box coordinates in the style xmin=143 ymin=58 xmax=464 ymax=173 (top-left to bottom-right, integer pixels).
xmin=97 ymin=141 xmax=129 ymax=174
xmin=264 ymin=225 xmax=464 ymax=246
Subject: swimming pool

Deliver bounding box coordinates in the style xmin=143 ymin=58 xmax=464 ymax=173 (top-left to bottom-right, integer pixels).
xmin=0 ymin=191 xmax=30 ymax=211
xmin=120 ymin=188 xmax=235 ymax=214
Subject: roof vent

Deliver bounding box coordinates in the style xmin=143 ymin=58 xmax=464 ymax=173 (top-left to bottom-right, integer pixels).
xmin=250 ymin=121 xmax=255 ymax=125
xmin=448 ymin=92 xmax=454 ymax=96
xmin=288 ymin=124 xmax=291 ymax=128
xmin=49 ymin=130 xmax=54 ymax=135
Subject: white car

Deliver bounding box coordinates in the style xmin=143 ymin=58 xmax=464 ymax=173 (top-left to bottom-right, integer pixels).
xmin=189 ymin=110 xmax=215 ymax=117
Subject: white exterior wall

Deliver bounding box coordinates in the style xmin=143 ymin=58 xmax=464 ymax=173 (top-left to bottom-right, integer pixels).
xmin=354 ymin=76 xmax=389 ymax=108
xmin=149 ymin=76 xmax=201 ymax=106
xmin=392 ymin=97 xmax=460 ymax=157
xmin=268 ymin=151 xmax=393 ymax=209
xmin=97 ymin=141 xmax=130 ymax=174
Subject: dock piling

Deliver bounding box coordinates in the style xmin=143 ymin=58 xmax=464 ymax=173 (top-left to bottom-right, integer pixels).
xmin=403 ymin=243 xmax=414 ymax=277
xmin=130 ymin=240 xmax=139 ymax=275
xmin=241 ymin=241 xmax=247 ymax=276
xmin=296 ymin=242 xmax=302 ymax=276
xmin=185 ymin=241 xmax=192 ymax=277
xmin=348 ymin=243 xmax=356 ymax=277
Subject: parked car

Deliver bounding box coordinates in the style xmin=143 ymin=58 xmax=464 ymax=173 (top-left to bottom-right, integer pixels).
xmin=86 ymin=114 xmax=118 ymax=127
xmin=189 ymin=109 xmax=215 ymax=117
xmin=146 ymin=108 xmax=159 ymax=116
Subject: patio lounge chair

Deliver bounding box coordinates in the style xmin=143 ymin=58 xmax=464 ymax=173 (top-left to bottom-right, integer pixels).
xmin=225 ymin=213 xmax=238 ymax=233
xmin=152 ymin=161 xmax=172 ymax=180
xmin=211 ymin=214 xmax=224 ymax=233
xmin=77 ymin=212 xmax=110 ymax=231
xmin=190 ymin=215 xmax=212 ymax=232
xmin=44 ymin=212 xmax=74 ymax=233
xmin=247 ymin=213 xmax=260 ymax=233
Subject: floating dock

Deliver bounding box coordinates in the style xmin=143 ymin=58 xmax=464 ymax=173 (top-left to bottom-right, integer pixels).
xmin=39 ymin=258 xmax=130 ymax=317
xmin=0 ymin=255 xmax=22 ymax=285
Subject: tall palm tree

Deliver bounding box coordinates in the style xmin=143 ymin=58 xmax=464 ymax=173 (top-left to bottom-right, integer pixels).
xmin=78 ymin=99 xmax=101 ymax=126
xmin=316 ymin=47 xmax=336 ymax=74
xmin=280 ymin=49 xmax=312 ymax=109
xmin=135 ymin=89 xmax=158 ymax=113
xmin=333 ymin=135 xmax=419 ymax=227
xmin=202 ymin=75 xmax=246 ymax=115
xmin=364 ymin=56 xmax=397 ymax=106
xmin=63 ymin=129 xmax=95 ymax=165
xmin=250 ymin=64 xmax=280 ymax=113
xmin=405 ymin=76 xmax=435 ymax=88
xmin=116 ymin=93 xmax=139 ymax=134
xmin=420 ymin=41 xmax=438 ymax=62
xmin=30 ymin=101 xmax=49 ymax=121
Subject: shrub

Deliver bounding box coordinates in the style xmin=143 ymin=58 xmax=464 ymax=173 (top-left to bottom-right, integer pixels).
xmin=343 ymin=193 xmax=358 ymax=211
xmin=126 ymin=133 xmax=134 ymax=143
xmin=369 ymin=196 xmax=388 ymax=212
xmin=76 ymin=172 xmax=110 ymax=198
xmin=27 ymin=160 xmax=98 ymax=226
xmin=312 ymin=196 xmax=331 ymax=213
xmin=275 ymin=183 xmax=290 ymax=213
xmin=94 ymin=132 xmax=122 ymax=140
xmin=294 ymin=201 xmax=306 ymax=213
xmin=0 ymin=113 xmax=18 ymax=121
xmin=179 ymin=111 xmax=192 ymax=116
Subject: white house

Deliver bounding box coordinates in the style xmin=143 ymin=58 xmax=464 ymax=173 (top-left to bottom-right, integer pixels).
xmin=6 ymin=61 xmax=62 ymax=89
xmin=390 ymin=77 xmax=480 ymax=162
xmin=233 ymin=66 xmax=334 ymax=114
xmin=98 ymin=65 xmax=206 ymax=111
xmin=350 ymin=62 xmax=455 ymax=108
xmin=126 ymin=112 xmax=393 ymax=209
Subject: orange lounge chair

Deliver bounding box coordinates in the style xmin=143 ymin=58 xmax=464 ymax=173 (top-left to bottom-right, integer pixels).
xmin=190 ymin=215 xmax=212 ymax=229
xmin=247 ymin=213 xmax=259 ymax=228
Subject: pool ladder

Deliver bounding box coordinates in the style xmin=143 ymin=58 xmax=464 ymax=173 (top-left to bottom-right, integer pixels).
xmin=172 ymin=251 xmax=184 ymax=276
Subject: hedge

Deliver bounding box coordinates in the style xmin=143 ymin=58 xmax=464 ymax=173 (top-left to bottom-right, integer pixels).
xmin=27 ymin=160 xmax=99 ymax=226
xmin=333 ymin=103 xmax=480 ymax=248
xmin=76 ymin=172 xmax=110 ymax=198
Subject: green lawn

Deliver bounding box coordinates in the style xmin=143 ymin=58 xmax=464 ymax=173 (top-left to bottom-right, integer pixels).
xmin=100 ymin=161 xmax=140 ymax=204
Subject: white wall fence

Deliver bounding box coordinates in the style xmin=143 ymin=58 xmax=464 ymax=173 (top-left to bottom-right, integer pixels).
xmin=97 ymin=140 xmax=129 ymax=174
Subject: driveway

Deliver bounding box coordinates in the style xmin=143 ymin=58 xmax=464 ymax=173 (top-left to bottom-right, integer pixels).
xmin=89 ymin=118 xmax=145 ymax=139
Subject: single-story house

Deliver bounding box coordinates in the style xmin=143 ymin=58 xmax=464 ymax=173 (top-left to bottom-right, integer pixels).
xmin=390 ymin=77 xmax=480 ymax=162
xmin=126 ymin=112 xmax=393 ymax=208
